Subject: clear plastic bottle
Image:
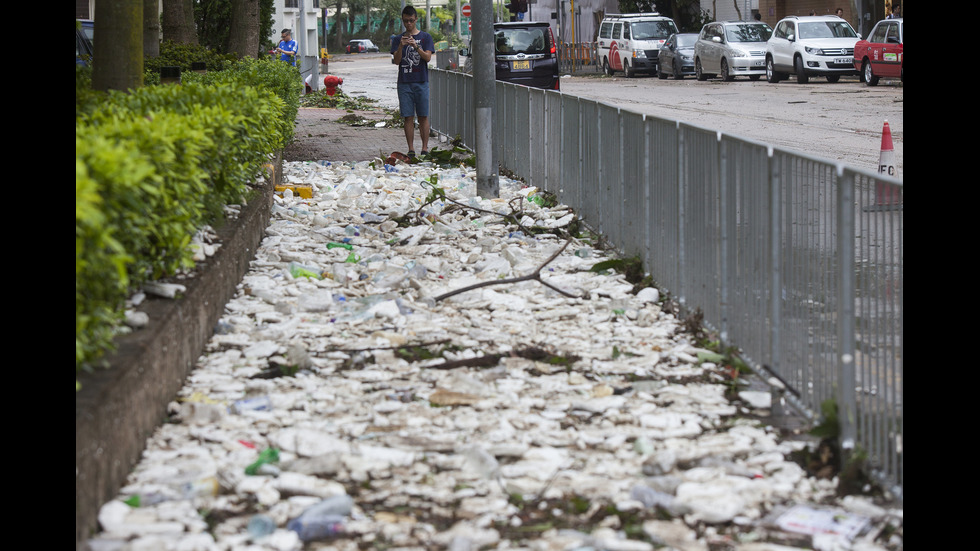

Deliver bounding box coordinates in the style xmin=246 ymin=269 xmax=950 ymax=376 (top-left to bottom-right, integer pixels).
xmin=286 ymin=495 xmax=354 ymax=542
xmin=180 ymin=476 xmax=219 ymax=499
xmin=360 ymin=212 xmax=385 ymax=223
xmin=230 ymin=396 xmax=272 ymax=414
xmin=247 ymin=514 xmax=277 ymax=540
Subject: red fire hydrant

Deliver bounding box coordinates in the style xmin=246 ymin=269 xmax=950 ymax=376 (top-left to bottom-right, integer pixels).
xmin=323 ymin=75 xmax=343 ymax=96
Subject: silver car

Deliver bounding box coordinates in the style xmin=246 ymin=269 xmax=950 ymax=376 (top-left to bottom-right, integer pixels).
xmin=695 ymin=21 xmax=772 ymax=81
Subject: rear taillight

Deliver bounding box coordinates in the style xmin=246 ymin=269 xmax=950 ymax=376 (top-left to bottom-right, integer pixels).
xmin=549 ymin=27 xmax=557 ymax=54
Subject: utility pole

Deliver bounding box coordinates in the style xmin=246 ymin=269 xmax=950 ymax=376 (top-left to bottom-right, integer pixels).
xmin=472 ymin=0 xmax=498 ymax=198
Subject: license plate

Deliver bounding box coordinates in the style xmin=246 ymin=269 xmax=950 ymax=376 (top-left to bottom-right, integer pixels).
xmin=834 ymin=57 xmax=851 ymax=65
xmin=512 ymin=60 xmax=531 ymax=70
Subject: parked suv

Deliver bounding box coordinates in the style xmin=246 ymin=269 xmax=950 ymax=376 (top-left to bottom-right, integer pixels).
xmin=461 ymin=21 xmax=559 ymax=90
xmin=694 ymin=20 xmax=771 ymax=81
xmin=597 ymin=13 xmax=678 ymax=77
xmin=765 ymin=15 xmax=860 ymax=83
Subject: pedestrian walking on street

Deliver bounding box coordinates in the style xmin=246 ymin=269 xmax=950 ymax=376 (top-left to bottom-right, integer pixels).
xmin=390 ymin=6 xmax=434 ymax=158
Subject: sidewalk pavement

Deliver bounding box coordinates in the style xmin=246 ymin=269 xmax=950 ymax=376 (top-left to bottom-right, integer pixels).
xmin=77 ymin=107 xmax=429 ymax=546
xmin=285 ymin=107 xmax=417 ymax=163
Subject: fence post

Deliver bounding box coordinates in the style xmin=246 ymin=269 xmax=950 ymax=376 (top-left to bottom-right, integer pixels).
xmin=719 ymin=137 xmax=730 ymax=345
xmin=837 ymin=167 xmax=857 ymax=454
xmin=676 ymin=126 xmax=686 ymax=307
xmin=768 ymin=150 xmax=781 ymax=392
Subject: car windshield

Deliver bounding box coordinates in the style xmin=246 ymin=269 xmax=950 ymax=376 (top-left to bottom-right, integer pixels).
xmin=630 ymin=21 xmax=678 ymax=40
xmin=676 ymin=34 xmax=697 ymax=48
xmin=495 ymin=27 xmax=549 ymax=54
xmin=798 ymin=21 xmax=857 ymax=39
xmin=726 ymin=23 xmax=771 ymax=42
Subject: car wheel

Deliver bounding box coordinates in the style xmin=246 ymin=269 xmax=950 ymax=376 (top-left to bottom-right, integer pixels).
xmin=766 ymin=57 xmax=781 ymax=83
xmin=825 ymin=74 xmax=840 ymax=83
xmin=673 ymin=61 xmax=683 ymax=80
xmin=624 ymin=60 xmax=635 ymax=78
xmin=794 ymin=56 xmax=809 ymax=84
xmin=862 ymin=59 xmax=879 ymax=86
xmin=749 ymin=74 xmax=761 ymax=81
xmin=603 ymin=58 xmax=614 ymax=76
xmin=657 ymin=65 xmax=667 ymax=79
xmin=696 ymin=58 xmax=707 ymax=81
xmin=721 ymin=59 xmax=733 ymax=82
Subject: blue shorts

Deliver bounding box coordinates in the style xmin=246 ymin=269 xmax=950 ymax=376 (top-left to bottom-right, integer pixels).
xmin=397 ymin=82 xmax=430 ymax=118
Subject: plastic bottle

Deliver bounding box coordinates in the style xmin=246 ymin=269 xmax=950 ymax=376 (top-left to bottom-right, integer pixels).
xmin=247 ymin=514 xmax=277 ymax=540
xmin=180 ymin=476 xmax=220 ymax=499
xmin=327 ymin=242 xmax=354 ymax=250
xmin=230 ymin=396 xmax=272 ymax=414
xmin=286 ymin=495 xmax=354 ymax=542
xmin=123 ymin=492 xmax=170 ymax=507
xmin=245 ymin=448 xmax=281 ymax=476
xmin=360 ymin=212 xmax=385 ymax=223
xmin=289 ymin=262 xmax=323 ymax=280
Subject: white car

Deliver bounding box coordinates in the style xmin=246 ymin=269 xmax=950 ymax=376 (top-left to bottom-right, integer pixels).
xmin=765 ymin=15 xmax=860 ymax=84
xmin=694 ymin=21 xmax=772 ymax=81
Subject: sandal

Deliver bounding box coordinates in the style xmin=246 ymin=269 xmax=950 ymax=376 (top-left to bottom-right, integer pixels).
xmin=407 ymin=150 xmax=416 ymax=158
xmin=420 ymin=150 xmax=429 ymax=156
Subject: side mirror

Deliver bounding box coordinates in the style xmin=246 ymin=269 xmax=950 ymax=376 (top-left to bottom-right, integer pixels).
xmin=711 ymin=36 xmax=722 ymax=43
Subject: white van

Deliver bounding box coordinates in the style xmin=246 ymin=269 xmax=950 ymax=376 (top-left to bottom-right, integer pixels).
xmin=597 ymin=13 xmax=679 ymax=77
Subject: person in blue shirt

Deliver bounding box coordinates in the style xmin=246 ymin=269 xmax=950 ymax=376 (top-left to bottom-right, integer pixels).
xmin=276 ymin=29 xmax=298 ymax=66
xmin=390 ymin=7 xmax=434 ymax=157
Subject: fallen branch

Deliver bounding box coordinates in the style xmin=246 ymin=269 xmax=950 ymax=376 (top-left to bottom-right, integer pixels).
xmin=327 ymin=338 xmax=451 ymax=355
xmin=424 ymin=345 xmax=579 ymax=370
xmin=433 ymin=238 xmax=579 ymax=302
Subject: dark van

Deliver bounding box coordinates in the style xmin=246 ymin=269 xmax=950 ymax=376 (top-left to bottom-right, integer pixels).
xmin=493 ymin=21 xmax=559 ymax=90
xmin=462 ymin=21 xmax=559 ymax=91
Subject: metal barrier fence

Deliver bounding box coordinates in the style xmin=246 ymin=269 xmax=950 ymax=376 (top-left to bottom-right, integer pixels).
xmin=430 ymin=69 xmax=903 ymax=498
xmin=559 ymin=42 xmax=599 ymax=74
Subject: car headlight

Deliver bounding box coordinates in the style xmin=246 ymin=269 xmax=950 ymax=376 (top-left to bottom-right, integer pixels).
xmin=681 ymin=54 xmax=694 ymax=62
xmin=634 ymin=50 xmax=646 ymax=58
xmin=729 ymin=50 xmax=746 ymax=58
xmin=804 ymin=46 xmax=823 ymax=55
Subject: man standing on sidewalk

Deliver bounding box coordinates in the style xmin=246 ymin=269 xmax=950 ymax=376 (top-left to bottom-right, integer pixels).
xmin=276 ymin=29 xmax=298 ymax=66
xmin=390 ymin=6 xmax=434 ymax=158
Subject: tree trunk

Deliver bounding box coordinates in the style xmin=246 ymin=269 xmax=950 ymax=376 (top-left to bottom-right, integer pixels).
xmin=227 ymin=0 xmax=260 ymax=58
xmin=162 ymin=0 xmax=198 ymax=44
xmin=144 ymin=0 xmax=161 ymax=57
xmin=93 ymin=0 xmax=143 ymax=92
xmin=333 ymin=0 xmax=346 ymax=52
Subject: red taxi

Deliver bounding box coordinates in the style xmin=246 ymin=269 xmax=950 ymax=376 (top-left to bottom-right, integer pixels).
xmin=853 ymin=18 xmax=902 ymax=85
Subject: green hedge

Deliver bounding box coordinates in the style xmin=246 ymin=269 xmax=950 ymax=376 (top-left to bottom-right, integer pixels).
xmin=76 ymin=58 xmax=301 ymax=377
xmin=184 ymin=56 xmax=302 ymax=147
xmin=143 ymin=40 xmax=238 ymax=86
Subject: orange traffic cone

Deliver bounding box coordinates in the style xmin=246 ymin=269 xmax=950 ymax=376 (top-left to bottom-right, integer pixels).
xmin=875 ymin=121 xmax=901 ymax=208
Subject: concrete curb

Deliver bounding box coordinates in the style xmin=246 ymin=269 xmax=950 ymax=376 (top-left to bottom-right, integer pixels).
xmin=75 ymin=153 xmax=280 ymax=548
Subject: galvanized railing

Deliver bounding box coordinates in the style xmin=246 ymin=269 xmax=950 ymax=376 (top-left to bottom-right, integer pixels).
xmin=430 ymin=69 xmax=903 ymax=498
xmin=558 ymin=41 xmax=599 ymax=74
